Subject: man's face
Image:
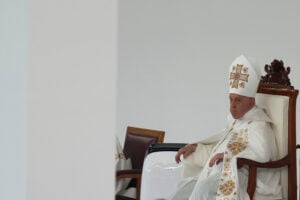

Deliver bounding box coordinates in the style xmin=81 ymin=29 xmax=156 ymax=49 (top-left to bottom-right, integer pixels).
xmin=229 ymin=93 xmax=255 ymax=119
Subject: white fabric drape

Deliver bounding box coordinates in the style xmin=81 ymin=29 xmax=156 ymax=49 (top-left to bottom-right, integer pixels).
xmin=170 ymin=106 xmax=282 ymax=200
xmin=115 ymin=136 xmax=132 ymax=194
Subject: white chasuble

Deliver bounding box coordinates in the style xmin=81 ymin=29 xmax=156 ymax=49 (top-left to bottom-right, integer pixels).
xmin=171 ymin=106 xmax=282 ymax=200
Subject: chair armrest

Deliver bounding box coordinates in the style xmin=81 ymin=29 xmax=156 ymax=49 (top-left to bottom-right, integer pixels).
xmin=237 ymin=156 xmax=288 ymax=169
xmin=116 ymin=169 xmax=142 ymax=180
xmin=237 ymin=156 xmax=288 ymax=200
xmin=148 ymin=143 xmax=187 ymax=153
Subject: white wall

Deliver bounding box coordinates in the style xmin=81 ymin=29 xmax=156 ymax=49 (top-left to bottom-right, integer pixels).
xmin=1 ymin=0 xmax=116 ymax=199
xmin=0 ymin=0 xmax=27 ymax=199
xmin=117 ymin=1 xmax=300 ymax=144
xmin=28 ymin=0 xmax=116 ymax=200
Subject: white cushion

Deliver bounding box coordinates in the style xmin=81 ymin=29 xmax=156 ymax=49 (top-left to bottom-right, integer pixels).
xmin=140 ymin=151 xmax=183 ymax=200
xmin=255 ymin=93 xmax=289 ymax=199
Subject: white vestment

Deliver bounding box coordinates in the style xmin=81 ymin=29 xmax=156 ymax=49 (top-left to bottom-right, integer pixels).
xmin=170 ymin=106 xmax=282 ymax=200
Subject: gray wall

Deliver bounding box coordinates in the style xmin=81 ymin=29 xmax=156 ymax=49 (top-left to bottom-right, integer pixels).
xmin=27 ymin=0 xmax=117 ymax=199
xmin=117 ymin=1 xmax=300 ymax=144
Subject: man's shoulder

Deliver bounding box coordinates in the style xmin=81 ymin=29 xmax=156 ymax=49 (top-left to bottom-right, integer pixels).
xmin=242 ymin=106 xmax=272 ymax=124
xmin=247 ymin=120 xmax=272 ymax=132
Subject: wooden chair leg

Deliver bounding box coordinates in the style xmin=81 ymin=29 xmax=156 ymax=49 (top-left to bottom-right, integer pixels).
xmin=247 ymin=165 xmax=257 ymax=200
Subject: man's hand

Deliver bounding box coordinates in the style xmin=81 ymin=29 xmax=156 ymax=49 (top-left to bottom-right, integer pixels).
xmin=175 ymin=143 xmax=197 ymax=163
xmin=209 ymin=153 xmax=224 ymax=167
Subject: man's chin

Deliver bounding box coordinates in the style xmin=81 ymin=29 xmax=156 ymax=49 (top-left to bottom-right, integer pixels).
xmin=231 ymin=113 xmax=239 ymax=119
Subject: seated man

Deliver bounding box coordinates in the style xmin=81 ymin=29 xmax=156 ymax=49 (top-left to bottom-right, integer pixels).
xmin=170 ymin=55 xmax=282 ymax=200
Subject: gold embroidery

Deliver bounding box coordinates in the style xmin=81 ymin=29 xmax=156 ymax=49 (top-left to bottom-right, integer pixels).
xmin=217 ymin=127 xmax=249 ymax=199
xmin=223 ymin=172 xmax=229 ymax=177
xmin=239 ymin=82 xmax=245 ymax=88
xmin=242 ymin=67 xmax=248 ymax=73
xmin=229 ymin=64 xmax=249 ymax=89
xmin=219 ymin=180 xmax=236 ymax=196
xmin=227 ymin=142 xmax=247 ymax=155
xmin=224 ymin=163 xmax=230 ymax=170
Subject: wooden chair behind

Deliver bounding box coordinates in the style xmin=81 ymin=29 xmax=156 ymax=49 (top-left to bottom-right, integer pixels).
xmin=116 ymin=126 xmax=165 ymax=200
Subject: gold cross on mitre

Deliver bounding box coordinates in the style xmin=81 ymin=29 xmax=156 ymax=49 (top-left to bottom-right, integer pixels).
xmin=230 ymin=64 xmax=249 ymax=88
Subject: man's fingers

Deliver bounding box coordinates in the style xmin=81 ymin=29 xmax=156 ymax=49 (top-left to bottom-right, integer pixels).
xmin=209 ymin=153 xmax=224 ymax=167
xmin=175 ymin=151 xmax=183 ymax=163
xmin=216 ymin=158 xmax=223 ymax=164
xmin=175 ymin=144 xmax=197 ymax=163
xmin=209 ymin=158 xmax=215 ymax=167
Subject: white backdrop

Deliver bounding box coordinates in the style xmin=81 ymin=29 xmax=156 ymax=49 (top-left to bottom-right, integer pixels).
xmin=1 ymin=0 xmax=117 ymax=200
xmin=0 ymin=0 xmax=27 ymax=199
xmin=27 ymin=0 xmax=117 ymax=199
xmin=117 ymin=1 xmax=300 ymax=145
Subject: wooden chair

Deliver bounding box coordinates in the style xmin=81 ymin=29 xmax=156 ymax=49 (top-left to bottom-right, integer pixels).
xmin=237 ymin=59 xmax=299 ymax=199
xmin=116 ymin=126 xmax=165 ymax=200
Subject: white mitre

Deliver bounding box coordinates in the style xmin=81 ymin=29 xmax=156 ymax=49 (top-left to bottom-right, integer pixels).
xmin=228 ymin=55 xmax=260 ymax=98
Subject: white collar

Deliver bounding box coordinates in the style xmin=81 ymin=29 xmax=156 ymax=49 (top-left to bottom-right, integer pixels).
xmin=227 ymin=105 xmax=272 ymax=125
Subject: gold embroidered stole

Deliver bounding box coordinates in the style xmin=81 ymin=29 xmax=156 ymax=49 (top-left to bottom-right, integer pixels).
xmin=216 ymin=124 xmax=249 ymax=200
xmin=210 ymin=120 xmax=236 ymax=155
